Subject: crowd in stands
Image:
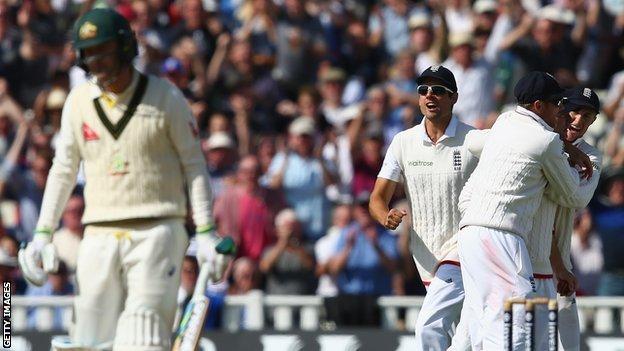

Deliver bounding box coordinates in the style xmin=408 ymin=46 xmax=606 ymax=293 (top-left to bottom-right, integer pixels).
xmin=0 ymin=0 xmax=623 ymax=329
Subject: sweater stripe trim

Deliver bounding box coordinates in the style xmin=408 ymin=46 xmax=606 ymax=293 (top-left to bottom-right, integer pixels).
xmin=93 ymin=74 xmax=149 ymax=140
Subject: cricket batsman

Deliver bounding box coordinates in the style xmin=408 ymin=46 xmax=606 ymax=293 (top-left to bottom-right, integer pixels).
xmin=17 ymin=8 xmax=231 ymax=350
xmin=369 ymin=65 xmax=478 ymax=350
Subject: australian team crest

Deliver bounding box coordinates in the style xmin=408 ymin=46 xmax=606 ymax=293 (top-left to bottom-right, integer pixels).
xmin=79 ymin=21 xmax=98 ymax=40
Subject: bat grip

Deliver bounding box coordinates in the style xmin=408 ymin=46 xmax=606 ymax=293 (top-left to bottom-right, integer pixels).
xmin=193 ymin=263 xmax=212 ymax=299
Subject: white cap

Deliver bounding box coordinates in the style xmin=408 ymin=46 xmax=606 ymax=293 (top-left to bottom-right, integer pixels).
xmin=408 ymin=12 xmax=432 ymax=29
xmin=205 ymin=132 xmax=235 ymax=150
xmin=288 ymin=117 xmax=316 ymax=136
xmin=473 ymin=0 xmax=497 ymax=13
xmin=539 ymin=4 xmax=575 ymax=24
xmin=449 ymin=32 xmax=474 ymax=48
xmin=46 ymin=88 xmax=67 ymax=110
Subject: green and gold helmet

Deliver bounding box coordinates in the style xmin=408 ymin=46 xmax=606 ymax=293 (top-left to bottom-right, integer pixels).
xmin=72 ymin=8 xmax=137 ymax=68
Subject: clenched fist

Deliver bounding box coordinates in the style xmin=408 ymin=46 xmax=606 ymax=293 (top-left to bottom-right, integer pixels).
xmin=384 ymin=208 xmax=407 ymax=230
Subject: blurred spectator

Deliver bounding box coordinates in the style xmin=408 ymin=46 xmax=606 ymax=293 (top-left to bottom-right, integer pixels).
xmin=169 ymin=0 xmax=217 ymax=60
xmin=444 ymin=32 xmax=496 ymax=128
xmin=51 ymin=193 xmax=84 ymax=273
xmin=259 ymin=208 xmax=316 ymax=295
xmin=273 ymin=0 xmax=326 ymax=94
xmin=5 ymin=152 xmax=52 ymax=242
xmin=262 ymin=117 xmax=335 ymax=241
xmin=351 ymin=130 xmax=384 ymax=196
xmin=228 ymin=257 xmax=260 ymax=295
xmin=177 ymin=255 xmax=199 ymax=313
xmin=202 ymin=132 xmax=237 ymax=197
xmin=0 ymin=246 xmax=25 ymax=294
xmin=318 ymin=66 xmax=362 ymax=132
xmin=213 ymin=155 xmax=282 ymax=261
xmin=499 ymin=5 xmax=585 ymax=85
xmin=409 ymin=12 xmax=447 ymax=75
xmin=570 ymin=209 xmax=603 ymax=296
xmin=590 ymin=168 xmax=624 ymax=295
xmin=316 ymin=203 xmax=352 ymax=321
xmin=328 ymin=194 xmax=399 ymax=326
xmin=368 ymin=0 xmax=423 ymax=59
xmin=26 ymin=260 xmax=73 ymax=330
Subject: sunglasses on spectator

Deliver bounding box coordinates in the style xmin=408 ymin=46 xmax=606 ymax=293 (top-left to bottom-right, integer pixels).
xmin=417 ymin=85 xmax=454 ymax=96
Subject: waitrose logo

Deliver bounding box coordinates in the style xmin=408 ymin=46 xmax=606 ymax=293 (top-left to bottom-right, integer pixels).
xmin=408 ymin=160 xmax=433 ymax=166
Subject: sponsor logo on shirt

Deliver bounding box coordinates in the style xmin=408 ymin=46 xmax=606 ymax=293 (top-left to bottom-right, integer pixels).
xmin=453 ymin=149 xmax=462 ymax=171
xmin=407 ymin=160 xmax=433 ymax=167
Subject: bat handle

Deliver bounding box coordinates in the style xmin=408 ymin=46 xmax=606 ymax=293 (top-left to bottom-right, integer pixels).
xmin=193 ymin=263 xmax=212 ymax=300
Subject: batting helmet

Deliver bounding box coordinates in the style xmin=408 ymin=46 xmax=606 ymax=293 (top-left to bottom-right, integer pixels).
xmin=72 ymin=8 xmax=138 ymax=71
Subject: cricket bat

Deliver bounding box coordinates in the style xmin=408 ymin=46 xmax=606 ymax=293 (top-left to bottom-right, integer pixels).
xmin=172 ymin=237 xmax=236 ymax=351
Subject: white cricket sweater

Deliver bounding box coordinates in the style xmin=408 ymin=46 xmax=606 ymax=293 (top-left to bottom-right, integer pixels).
xmin=552 ymin=139 xmax=602 ymax=271
xmin=463 ymin=127 xmax=602 ymax=274
xmin=459 ymin=107 xmax=580 ymax=245
xmin=36 ymin=71 xmax=213 ymax=230
xmin=378 ymin=116 xmax=478 ymax=281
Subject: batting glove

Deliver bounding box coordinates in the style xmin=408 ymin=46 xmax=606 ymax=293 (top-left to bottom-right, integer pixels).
xmin=18 ymin=230 xmax=59 ymax=286
xmin=195 ymin=225 xmax=236 ymax=282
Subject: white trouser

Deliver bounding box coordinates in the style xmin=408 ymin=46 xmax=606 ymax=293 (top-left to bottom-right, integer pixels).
xmin=533 ymin=276 xmax=556 ymax=351
xmin=557 ymin=293 xmax=580 ymax=351
xmin=458 ymin=226 xmax=536 ymax=351
xmin=73 ymin=218 xmax=188 ymax=351
xmin=414 ymin=263 xmax=470 ymax=351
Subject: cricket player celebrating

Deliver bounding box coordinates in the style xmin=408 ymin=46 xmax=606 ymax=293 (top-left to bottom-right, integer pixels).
xmin=461 ymin=86 xmax=602 ymax=350
xmin=17 ymin=8 xmax=231 ymax=350
xmin=369 ymin=65 xmax=478 ymax=350
xmin=457 ymin=72 xmax=586 ymax=350
xmin=550 ymin=87 xmax=602 ymax=350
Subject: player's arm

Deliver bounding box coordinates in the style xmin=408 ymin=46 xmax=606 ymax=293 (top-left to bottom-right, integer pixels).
xmin=541 ymin=135 xmax=581 ymax=200
xmin=36 ymin=91 xmax=82 ymax=233
xmin=369 ymin=177 xmax=405 ymax=229
xmin=550 ymin=207 xmax=578 ymax=296
xmin=166 ymin=86 xmax=214 ymax=229
xmin=545 ymin=151 xmax=602 ymax=209
xmin=166 ymin=85 xmax=234 ymax=281
xmin=19 ymin=91 xmax=81 ymax=286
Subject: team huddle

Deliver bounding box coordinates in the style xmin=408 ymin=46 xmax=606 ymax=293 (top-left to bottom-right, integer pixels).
xmin=14 ymin=5 xmax=601 ymax=351
xmin=370 ymin=67 xmax=601 ymax=350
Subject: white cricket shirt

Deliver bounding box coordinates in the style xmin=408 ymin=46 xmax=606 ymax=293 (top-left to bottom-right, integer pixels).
xmin=378 ymin=116 xmax=478 ymax=282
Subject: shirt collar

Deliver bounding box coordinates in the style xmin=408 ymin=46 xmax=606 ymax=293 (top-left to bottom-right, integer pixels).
xmin=515 ymin=106 xmax=554 ymax=132
xmin=88 ymin=69 xmax=140 ymax=100
xmin=416 ymin=115 xmax=459 ymax=143
xmin=572 ymin=138 xmax=584 ymax=147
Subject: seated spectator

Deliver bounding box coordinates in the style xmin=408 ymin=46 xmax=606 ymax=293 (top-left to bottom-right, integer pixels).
xmin=228 ymin=257 xmax=260 ymax=295
xmin=571 ymin=209 xmax=603 ymax=296
xmin=214 ymin=155 xmax=282 ymax=262
xmin=52 ymin=194 xmax=84 ymax=273
xmin=259 ymin=209 xmax=316 ymax=295
xmin=26 ymin=261 xmax=73 ymax=330
xmin=328 ymin=193 xmax=399 ymax=326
